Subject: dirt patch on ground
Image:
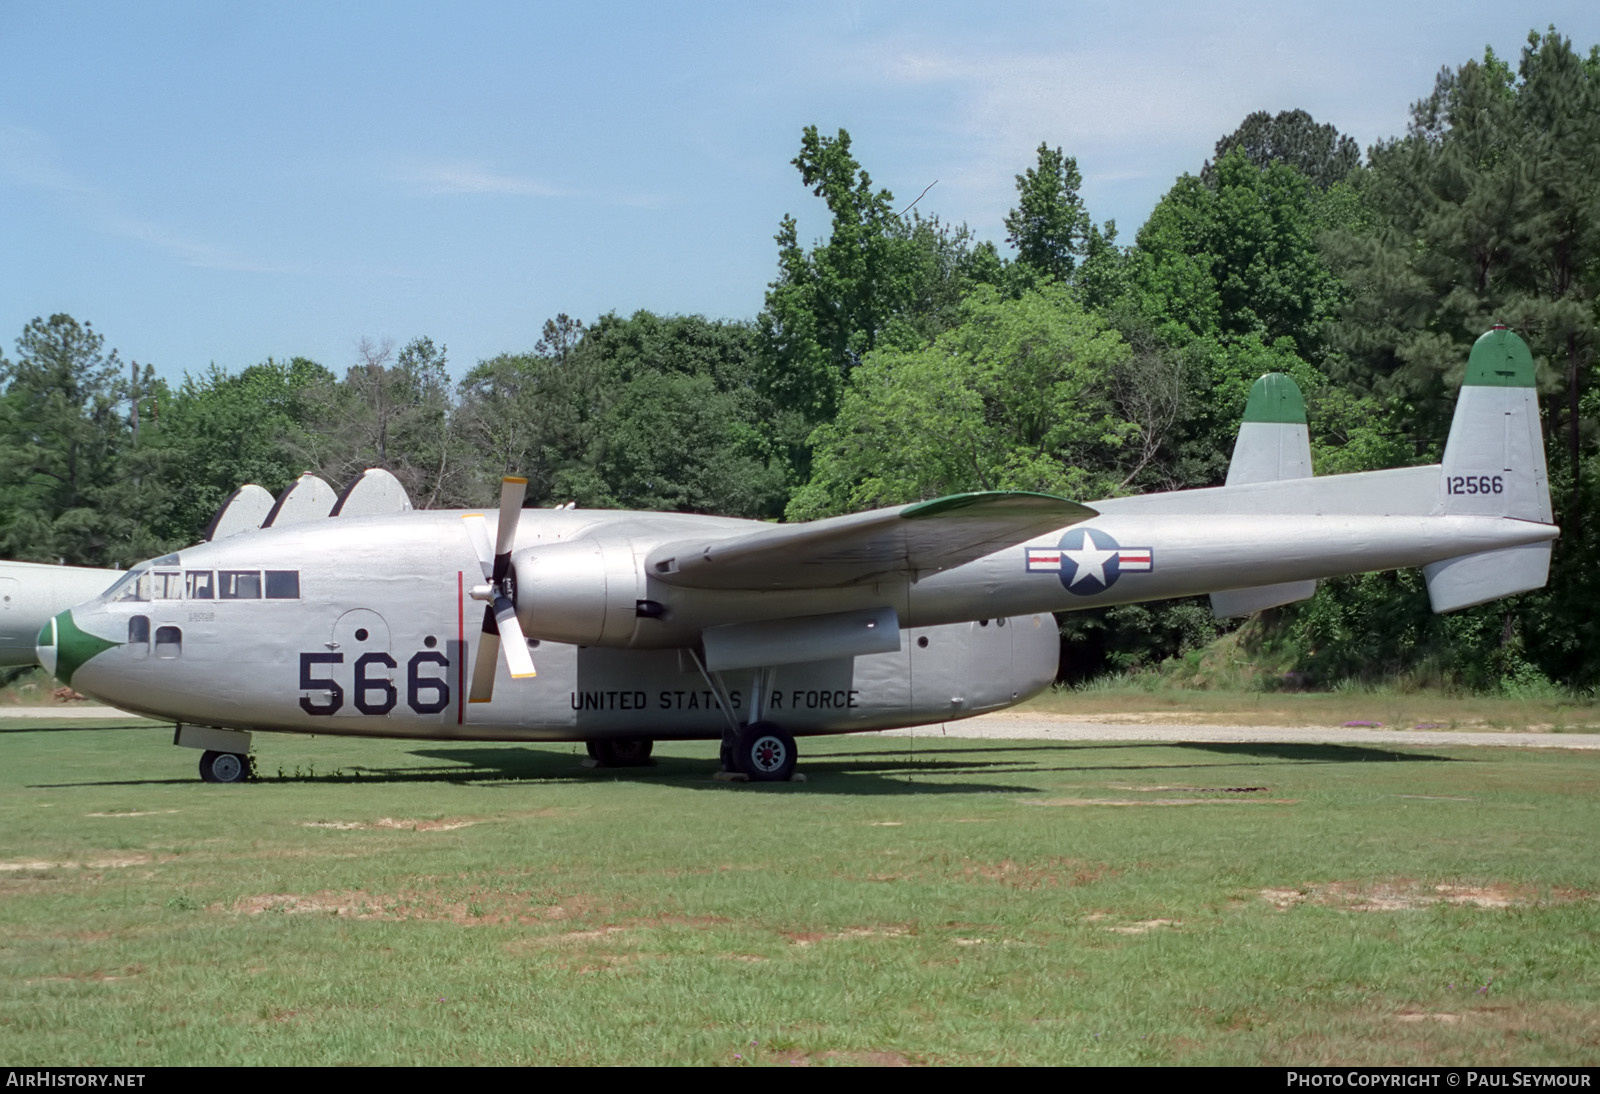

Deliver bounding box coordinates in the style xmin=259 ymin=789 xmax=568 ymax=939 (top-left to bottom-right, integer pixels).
xmin=0 ymin=854 xmax=153 ymax=871
xmin=1106 ymin=785 xmax=1272 ymax=794
xmin=961 ymin=857 xmax=1117 ymax=889
xmin=1259 ymin=880 xmax=1593 ymax=912
xmin=782 ymin=1049 xmax=919 ymax=1066
xmin=300 ymin=816 xmax=483 ymax=831
xmin=503 ymin=914 xmax=729 ymax=954
xmin=784 ymin=926 xmax=911 ymax=947
xmin=1104 ymin=918 xmax=1180 ymax=934
xmin=85 ymin=810 xmax=179 ymax=818
xmin=224 ymin=886 xmax=587 ymax=925
xmin=1021 ymin=797 xmax=1299 ymax=807
xmin=25 ymin=965 xmax=143 ymax=985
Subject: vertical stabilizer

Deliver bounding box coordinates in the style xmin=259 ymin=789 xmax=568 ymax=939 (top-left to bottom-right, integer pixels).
xmin=1225 ymin=373 xmax=1313 ymax=486
xmin=1211 ymin=373 xmax=1318 ymax=618
xmin=1423 ymin=328 xmax=1555 ymax=612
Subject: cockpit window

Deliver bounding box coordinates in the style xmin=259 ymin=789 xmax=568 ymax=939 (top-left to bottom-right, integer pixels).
xmin=219 ymin=570 xmax=262 ymax=599
xmin=106 ymin=568 xmax=150 ymax=603
xmin=186 ymin=571 xmax=214 ymax=600
xmin=152 ymin=571 xmax=183 ymax=600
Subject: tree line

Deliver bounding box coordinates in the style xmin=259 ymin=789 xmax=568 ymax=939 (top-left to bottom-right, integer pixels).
xmin=3 ymin=28 xmax=1596 ymax=692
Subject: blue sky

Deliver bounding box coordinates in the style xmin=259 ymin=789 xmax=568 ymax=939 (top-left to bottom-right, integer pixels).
xmin=4 ymin=1 xmax=1597 ymax=386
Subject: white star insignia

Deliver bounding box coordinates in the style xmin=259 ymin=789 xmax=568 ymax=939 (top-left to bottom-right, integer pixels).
xmin=1063 ymin=540 xmax=1117 ymax=588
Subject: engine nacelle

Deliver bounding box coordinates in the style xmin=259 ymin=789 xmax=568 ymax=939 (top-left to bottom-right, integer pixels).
xmin=512 ymin=539 xmax=641 ymax=647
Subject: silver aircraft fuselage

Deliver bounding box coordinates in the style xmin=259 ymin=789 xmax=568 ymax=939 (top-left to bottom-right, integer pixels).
xmin=48 ymin=456 xmax=1556 ymax=745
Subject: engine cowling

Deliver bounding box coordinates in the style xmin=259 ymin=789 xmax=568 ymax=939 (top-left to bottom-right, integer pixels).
xmin=512 ymin=539 xmax=642 ymax=647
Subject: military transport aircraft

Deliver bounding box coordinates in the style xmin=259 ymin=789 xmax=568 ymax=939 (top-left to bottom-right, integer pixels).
xmin=33 ymin=328 xmax=1557 ymax=783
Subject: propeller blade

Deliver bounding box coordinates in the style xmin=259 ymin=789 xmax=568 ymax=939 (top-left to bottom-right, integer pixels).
xmin=493 ymin=477 xmax=528 ymax=580
xmin=462 ymin=514 xmax=494 ymax=581
xmin=494 ymin=596 xmax=537 ymax=679
xmin=465 ymin=476 xmax=533 ymax=704
xmin=468 ymin=605 xmax=501 ymax=703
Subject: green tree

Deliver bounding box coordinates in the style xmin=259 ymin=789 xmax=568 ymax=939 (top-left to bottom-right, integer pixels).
xmin=0 ymin=315 xmax=166 ymax=565
xmin=758 ymin=127 xmax=1000 ymax=478
xmin=1131 ymin=147 xmax=1340 ymax=360
xmin=457 ymin=312 xmax=786 ymax=517
xmin=303 ymin=336 xmax=473 ymax=507
xmin=1325 ymin=28 xmax=1600 ymax=687
xmin=1203 ymin=109 xmax=1361 ymax=191
xmin=788 ymin=284 xmax=1134 ymax=520
xmin=152 ymin=356 xmax=332 ymax=540
xmin=1005 ymin=143 xmax=1092 ymax=283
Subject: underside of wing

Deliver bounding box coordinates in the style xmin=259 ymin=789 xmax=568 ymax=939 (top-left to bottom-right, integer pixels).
xmin=644 ymin=491 xmax=1097 ymax=590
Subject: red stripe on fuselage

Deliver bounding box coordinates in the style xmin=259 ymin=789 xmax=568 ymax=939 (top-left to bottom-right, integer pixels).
xmin=456 ymin=570 xmax=465 ymax=724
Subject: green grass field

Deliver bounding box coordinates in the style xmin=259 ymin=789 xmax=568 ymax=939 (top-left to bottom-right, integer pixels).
xmin=2 ymin=718 xmax=1598 ymax=1066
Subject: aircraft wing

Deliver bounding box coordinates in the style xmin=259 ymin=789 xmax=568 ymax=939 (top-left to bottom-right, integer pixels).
xmin=643 ymin=491 xmax=1096 ymax=590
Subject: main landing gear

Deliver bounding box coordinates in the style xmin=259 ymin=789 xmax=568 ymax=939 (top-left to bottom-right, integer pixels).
xmin=724 ymin=722 xmax=797 ymax=783
xmin=585 ymin=738 xmax=655 ymax=767
xmin=198 ymin=750 xmax=251 ymax=784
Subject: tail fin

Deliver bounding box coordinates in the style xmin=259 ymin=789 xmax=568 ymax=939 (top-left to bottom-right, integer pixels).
xmin=1423 ymin=327 xmax=1555 ymax=612
xmin=1211 ymin=373 xmax=1319 ymax=618
xmin=1224 ymin=373 xmax=1313 ymax=486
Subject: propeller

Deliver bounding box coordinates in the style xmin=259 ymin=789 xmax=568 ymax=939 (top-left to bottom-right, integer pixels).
xmin=464 ymin=476 xmax=536 ymax=703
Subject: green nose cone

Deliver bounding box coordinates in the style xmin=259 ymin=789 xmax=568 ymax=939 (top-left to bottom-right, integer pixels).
xmin=45 ymin=610 xmax=119 ymax=687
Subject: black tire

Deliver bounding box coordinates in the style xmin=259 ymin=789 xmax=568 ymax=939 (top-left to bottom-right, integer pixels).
xmin=592 ymin=738 xmax=654 ymax=767
xmin=199 ymin=750 xmax=250 ymax=784
xmin=733 ymin=722 xmax=796 ymax=782
xmin=585 ymin=740 xmax=601 ymax=760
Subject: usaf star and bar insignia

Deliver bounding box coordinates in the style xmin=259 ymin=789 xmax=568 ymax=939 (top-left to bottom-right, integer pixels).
xmin=1026 ymin=527 xmax=1154 ymax=595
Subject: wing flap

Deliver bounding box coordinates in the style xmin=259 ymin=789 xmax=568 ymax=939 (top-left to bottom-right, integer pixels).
xmin=645 ymin=491 xmax=1096 ymax=590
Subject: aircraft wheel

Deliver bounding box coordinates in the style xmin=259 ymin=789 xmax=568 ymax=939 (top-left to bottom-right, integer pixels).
xmin=585 ymin=741 xmax=601 ymax=760
xmin=592 ymin=738 xmax=654 ymax=767
xmin=733 ymin=722 xmax=796 ymax=782
xmin=199 ymin=750 xmax=250 ymax=784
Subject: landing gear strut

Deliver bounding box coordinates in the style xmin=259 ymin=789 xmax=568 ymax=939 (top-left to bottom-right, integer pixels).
xmin=199 ymin=750 xmax=251 ymax=784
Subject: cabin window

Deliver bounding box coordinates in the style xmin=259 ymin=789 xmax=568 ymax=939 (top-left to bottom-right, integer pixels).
xmin=186 ymin=571 xmax=214 ymax=599
xmin=264 ymin=570 xmax=300 ymax=599
xmin=152 ymin=571 xmax=183 ymax=600
xmin=128 ymin=614 xmax=150 ymax=658
xmin=155 ymin=626 xmax=182 ymax=659
xmin=219 ymin=570 xmax=262 ymax=599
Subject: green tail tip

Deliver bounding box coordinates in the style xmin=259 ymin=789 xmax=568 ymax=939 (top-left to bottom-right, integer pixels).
xmin=1465 ymin=327 xmax=1535 ymax=388
xmin=1242 ymin=373 xmax=1307 ymax=425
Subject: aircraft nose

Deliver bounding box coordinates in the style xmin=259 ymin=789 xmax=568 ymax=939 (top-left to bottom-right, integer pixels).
xmin=36 ymin=609 xmax=118 ymax=688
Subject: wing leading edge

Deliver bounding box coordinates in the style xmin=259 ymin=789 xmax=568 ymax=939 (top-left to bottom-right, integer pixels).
xmin=644 ymin=491 xmax=1097 ymax=590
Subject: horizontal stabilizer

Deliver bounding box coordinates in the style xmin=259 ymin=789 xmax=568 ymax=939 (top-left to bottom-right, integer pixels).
xmin=647 ymin=492 xmax=1097 ymax=590
xmin=702 ymin=607 xmax=901 ymax=672
xmin=1424 ymin=541 xmax=1552 ymax=613
xmin=1210 ymin=579 xmax=1317 ymax=619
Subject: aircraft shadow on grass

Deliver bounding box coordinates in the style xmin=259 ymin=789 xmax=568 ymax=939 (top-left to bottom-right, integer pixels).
xmin=22 ymin=731 xmax=1456 ymax=791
